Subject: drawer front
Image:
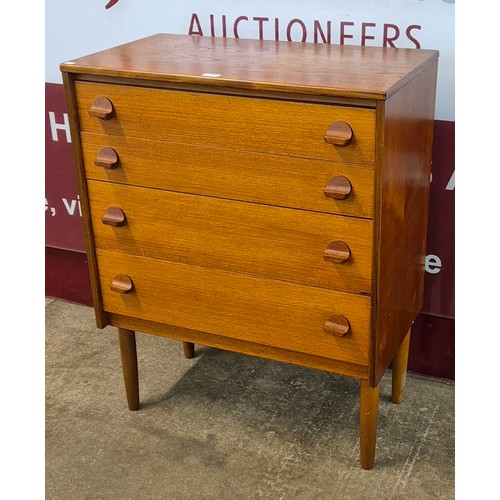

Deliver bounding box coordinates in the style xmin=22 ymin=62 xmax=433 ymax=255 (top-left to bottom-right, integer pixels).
xmin=81 ymin=132 xmax=374 ymax=218
xmin=76 ymin=82 xmax=376 ymax=164
xmin=96 ymin=249 xmax=371 ymax=365
xmin=88 ymin=181 xmax=373 ymax=294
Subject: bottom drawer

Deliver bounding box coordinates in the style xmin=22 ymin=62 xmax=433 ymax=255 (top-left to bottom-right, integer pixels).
xmin=97 ymin=249 xmax=371 ymax=366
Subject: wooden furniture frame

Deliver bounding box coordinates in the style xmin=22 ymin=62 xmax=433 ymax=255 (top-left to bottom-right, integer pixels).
xmin=61 ymin=34 xmax=438 ymax=469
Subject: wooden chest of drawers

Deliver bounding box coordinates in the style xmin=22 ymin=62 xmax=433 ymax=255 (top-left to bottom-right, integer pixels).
xmin=61 ymin=34 xmax=438 ymax=469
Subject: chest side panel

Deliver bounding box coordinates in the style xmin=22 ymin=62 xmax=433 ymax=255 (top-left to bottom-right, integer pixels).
xmin=371 ymin=61 xmax=438 ymax=386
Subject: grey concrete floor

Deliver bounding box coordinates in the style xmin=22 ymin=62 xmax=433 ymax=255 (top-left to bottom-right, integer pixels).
xmin=46 ymin=298 xmax=454 ymax=499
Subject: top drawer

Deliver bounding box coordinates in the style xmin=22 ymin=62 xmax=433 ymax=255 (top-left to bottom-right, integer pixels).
xmin=75 ymin=82 xmax=376 ymax=165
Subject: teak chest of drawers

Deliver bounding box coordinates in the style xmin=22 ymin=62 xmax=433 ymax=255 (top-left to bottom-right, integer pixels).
xmin=61 ymin=34 xmax=438 ymax=469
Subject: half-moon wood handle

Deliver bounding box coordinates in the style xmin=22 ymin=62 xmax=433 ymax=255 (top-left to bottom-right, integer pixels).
xmin=324 ymin=315 xmax=350 ymax=337
xmin=102 ymin=207 xmax=126 ymax=227
xmin=94 ymin=147 xmax=119 ymax=169
xmin=88 ymin=96 xmax=114 ymax=120
xmin=324 ymin=121 xmax=353 ymax=146
xmin=324 ymin=176 xmax=352 ymax=200
xmin=323 ymin=241 xmax=351 ymax=263
xmin=110 ymin=274 xmax=134 ymax=294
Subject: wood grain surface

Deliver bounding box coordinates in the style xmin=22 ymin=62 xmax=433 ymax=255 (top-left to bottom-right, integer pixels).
xmin=88 ymin=181 xmax=373 ymax=293
xmin=109 ymin=314 xmax=369 ymax=380
xmin=61 ymin=34 xmax=438 ymax=101
xmin=76 ymin=82 xmax=376 ymax=164
xmin=61 ymin=73 xmax=109 ymax=328
xmin=371 ymin=61 xmax=438 ymax=386
xmin=96 ymin=249 xmax=371 ymax=365
xmin=81 ymin=132 xmax=375 ymax=218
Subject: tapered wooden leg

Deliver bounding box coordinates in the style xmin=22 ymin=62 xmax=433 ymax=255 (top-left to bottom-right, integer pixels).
xmin=182 ymin=341 xmax=195 ymax=359
xmin=118 ymin=328 xmax=139 ymax=411
xmin=392 ymin=329 xmax=411 ymax=404
xmin=359 ymin=379 xmax=379 ymax=470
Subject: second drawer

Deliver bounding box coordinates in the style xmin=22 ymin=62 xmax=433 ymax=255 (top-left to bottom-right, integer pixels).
xmin=81 ymin=132 xmax=375 ymax=218
xmin=88 ymin=181 xmax=373 ymax=294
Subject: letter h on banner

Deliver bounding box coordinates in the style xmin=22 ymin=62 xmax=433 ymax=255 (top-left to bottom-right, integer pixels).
xmin=49 ymin=111 xmax=72 ymax=143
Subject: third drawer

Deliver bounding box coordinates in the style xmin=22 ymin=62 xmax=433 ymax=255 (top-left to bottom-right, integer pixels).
xmin=88 ymin=180 xmax=373 ymax=294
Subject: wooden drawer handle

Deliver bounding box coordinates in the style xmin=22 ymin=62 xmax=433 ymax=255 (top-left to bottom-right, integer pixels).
xmin=94 ymin=147 xmax=119 ymax=169
xmin=323 ymin=241 xmax=351 ymax=263
xmin=324 ymin=121 xmax=353 ymax=146
xmin=102 ymin=207 xmax=126 ymax=227
xmin=324 ymin=315 xmax=350 ymax=337
xmin=110 ymin=274 xmax=134 ymax=294
xmin=88 ymin=96 xmax=114 ymax=120
xmin=324 ymin=176 xmax=352 ymax=200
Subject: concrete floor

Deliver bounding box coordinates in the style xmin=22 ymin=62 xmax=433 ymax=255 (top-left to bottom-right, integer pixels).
xmin=46 ymin=298 xmax=454 ymax=499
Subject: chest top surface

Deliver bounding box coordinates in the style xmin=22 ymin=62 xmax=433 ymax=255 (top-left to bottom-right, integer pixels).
xmin=60 ymin=34 xmax=438 ymax=100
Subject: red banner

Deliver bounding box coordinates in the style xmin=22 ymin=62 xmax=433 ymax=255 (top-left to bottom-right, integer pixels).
xmin=45 ymin=83 xmax=85 ymax=252
xmin=422 ymin=121 xmax=455 ymax=319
